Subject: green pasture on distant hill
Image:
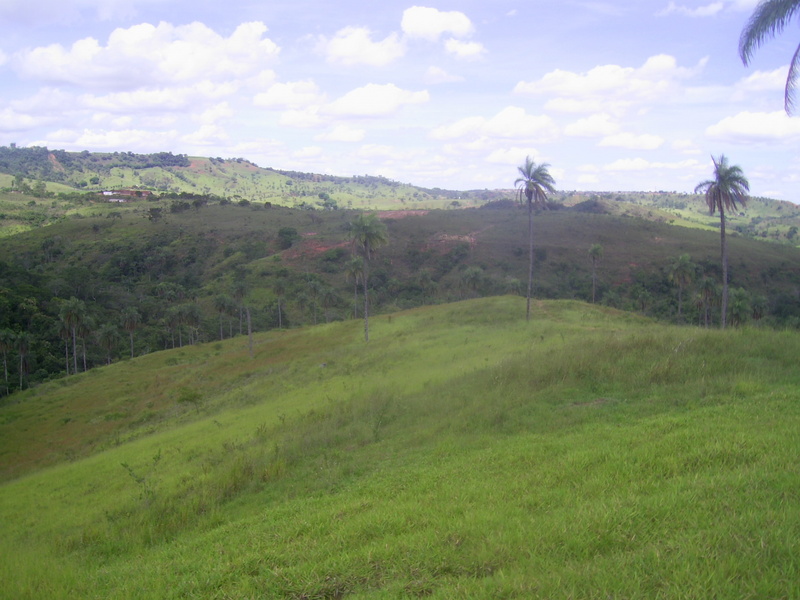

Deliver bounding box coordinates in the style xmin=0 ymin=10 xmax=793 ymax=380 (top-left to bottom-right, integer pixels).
xmin=2 ymin=297 xmax=799 ymax=598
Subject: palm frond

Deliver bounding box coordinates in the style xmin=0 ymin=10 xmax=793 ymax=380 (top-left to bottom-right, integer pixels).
xmin=739 ymin=0 xmax=800 ymax=65
xmin=786 ymin=42 xmax=800 ymax=112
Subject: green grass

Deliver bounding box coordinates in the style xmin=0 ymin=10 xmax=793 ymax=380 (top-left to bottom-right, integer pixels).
xmin=2 ymin=297 xmax=800 ymax=598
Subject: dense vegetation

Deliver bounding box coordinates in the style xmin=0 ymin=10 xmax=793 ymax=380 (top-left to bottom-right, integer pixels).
xmin=2 ymin=298 xmax=799 ymax=598
xmin=2 ymin=178 xmax=800 ymax=395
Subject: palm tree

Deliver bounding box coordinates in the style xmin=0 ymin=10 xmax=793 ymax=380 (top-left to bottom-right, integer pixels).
xmin=728 ymin=288 xmax=752 ymax=327
xmin=165 ymin=306 xmax=182 ymax=348
xmin=668 ymin=254 xmax=696 ymax=321
xmin=16 ymin=332 xmax=31 ymax=390
xmin=739 ymin=0 xmax=800 ymax=113
xmin=59 ymin=297 xmax=86 ymax=375
xmin=212 ymin=295 xmax=233 ymax=339
xmin=695 ymin=155 xmax=750 ymax=329
xmin=121 ymin=307 xmax=141 ymax=358
xmin=320 ymin=286 xmax=339 ymax=323
xmin=0 ymin=329 xmax=14 ymax=395
xmin=77 ymin=316 xmax=94 ymax=372
xmin=345 ymin=256 xmax=364 ymax=319
xmin=96 ymin=324 xmax=119 ymax=365
xmin=461 ymin=266 xmax=484 ymax=298
xmin=697 ymin=276 xmax=720 ymax=328
xmin=56 ymin=320 xmax=71 ymax=375
xmin=273 ymin=278 xmax=287 ymax=329
xmin=515 ymin=156 xmax=556 ymax=321
xmin=307 ymin=279 xmax=323 ymax=325
xmin=349 ymin=213 xmax=389 ymax=342
xmin=588 ymin=244 xmax=603 ymax=303
xmin=232 ymin=281 xmax=248 ymax=335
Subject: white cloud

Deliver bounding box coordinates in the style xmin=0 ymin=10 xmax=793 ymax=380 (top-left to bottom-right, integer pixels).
xmin=246 ymin=70 xmax=278 ymax=91
xmin=182 ymin=124 xmax=230 ymax=146
xmin=401 ymin=6 xmax=474 ymax=40
xmin=319 ymin=26 xmax=405 ymax=66
xmin=325 ymin=83 xmax=429 ymax=117
xmin=356 ymin=144 xmax=398 ymax=159
xmin=602 ymin=157 xmax=700 ymax=171
xmin=197 ymin=102 xmax=233 ymax=124
xmin=672 ymin=138 xmax=702 ymax=154
xmin=485 ymin=147 xmax=540 ymax=165
xmin=14 ymin=21 xmax=279 ymax=89
xmin=444 ymin=38 xmax=486 ymax=60
xmin=599 ymin=132 xmax=664 ymax=149
xmin=293 ymin=146 xmax=323 ymax=159
xmin=515 ymin=54 xmax=704 ymax=115
xmin=89 ymin=113 xmax=131 ymax=128
xmin=0 ymin=108 xmax=54 ymax=132
xmin=657 ymin=2 xmax=724 ymax=17
xmin=424 ymin=66 xmax=464 ymax=84
xmin=41 ymin=127 xmax=180 ymax=150
xmin=706 ymin=111 xmax=800 ymax=143
xmin=278 ymin=107 xmax=322 ymax=128
xmin=315 ymin=124 xmax=365 ymax=142
xmin=564 ymin=113 xmax=619 ymax=137
xmin=74 ymin=80 xmax=238 ymax=116
xmin=734 ymin=68 xmax=786 ymax=95
xmin=578 ymin=174 xmax=601 ymax=184
xmin=9 ymin=87 xmax=74 ymax=114
xmin=545 ymin=97 xmax=607 ymax=114
xmin=79 ymin=88 xmax=189 ymax=112
xmin=432 ymin=106 xmax=559 ymax=142
xmin=253 ymin=80 xmax=325 ymax=109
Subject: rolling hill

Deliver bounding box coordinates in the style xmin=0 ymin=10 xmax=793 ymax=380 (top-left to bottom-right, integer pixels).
xmin=1 ymin=298 xmax=799 ymax=598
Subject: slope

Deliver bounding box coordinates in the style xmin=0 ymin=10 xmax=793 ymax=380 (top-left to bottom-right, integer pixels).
xmin=1 ymin=297 xmax=800 ymax=598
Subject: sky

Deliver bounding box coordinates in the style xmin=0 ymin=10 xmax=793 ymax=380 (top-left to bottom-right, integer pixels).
xmin=0 ymin=0 xmax=798 ymax=200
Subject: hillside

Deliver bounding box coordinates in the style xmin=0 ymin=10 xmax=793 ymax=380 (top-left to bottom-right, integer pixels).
xmin=3 ymin=144 xmax=800 ymax=239
xmin=0 ymin=145 xmax=493 ymax=211
xmin=2 ymin=184 xmax=800 ymax=394
xmin=2 ymin=298 xmax=799 ymax=598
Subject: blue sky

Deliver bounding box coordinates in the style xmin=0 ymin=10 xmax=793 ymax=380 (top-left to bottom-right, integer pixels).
xmin=1 ymin=0 xmax=798 ymax=200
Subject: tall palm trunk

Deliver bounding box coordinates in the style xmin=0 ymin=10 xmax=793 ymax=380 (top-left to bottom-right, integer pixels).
xmin=526 ymin=197 xmax=534 ymax=321
xmin=363 ymin=259 xmax=370 ymax=342
xmin=719 ymin=204 xmax=728 ymax=329
xmin=353 ymin=280 xmax=359 ymax=320
xmin=71 ymin=327 xmax=78 ymax=375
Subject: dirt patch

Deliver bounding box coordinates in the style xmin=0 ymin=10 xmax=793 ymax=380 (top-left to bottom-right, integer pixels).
xmin=48 ymin=153 xmax=66 ymax=172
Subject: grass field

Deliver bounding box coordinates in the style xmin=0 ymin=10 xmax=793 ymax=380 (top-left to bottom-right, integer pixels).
xmin=1 ymin=297 xmax=799 ymax=598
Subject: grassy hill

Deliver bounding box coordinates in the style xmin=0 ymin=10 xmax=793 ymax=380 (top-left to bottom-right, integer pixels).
xmin=0 ymin=146 xmax=492 ymax=213
xmin=2 ymin=297 xmax=799 ymax=598
xmin=3 ymin=144 xmax=800 ymax=239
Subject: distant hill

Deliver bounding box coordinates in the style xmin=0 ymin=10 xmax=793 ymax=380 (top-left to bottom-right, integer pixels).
xmin=0 ymin=145 xmax=499 ymax=211
xmin=2 ymin=144 xmax=799 ymax=243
